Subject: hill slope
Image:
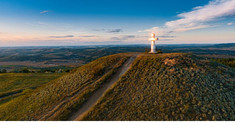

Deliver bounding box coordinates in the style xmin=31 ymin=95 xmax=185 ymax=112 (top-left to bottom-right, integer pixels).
xmin=0 ymin=73 xmax=62 ymax=105
xmin=0 ymin=53 xmax=234 ymax=121
xmin=0 ymin=53 xmax=131 ymax=120
xmin=82 ymin=53 xmax=235 ymax=121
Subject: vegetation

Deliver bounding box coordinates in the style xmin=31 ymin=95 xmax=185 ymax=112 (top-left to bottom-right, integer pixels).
xmin=82 ymin=53 xmax=235 ymax=121
xmin=0 ymin=44 xmax=234 ymax=71
xmin=0 ymin=73 xmax=62 ymax=105
xmin=0 ymin=52 xmax=234 ymax=121
xmin=0 ymin=54 xmax=130 ymax=120
xmin=0 ymin=65 xmax=73 ymax=73
xmin=213 ymin=58 xmax=235 ymax=69
xmin=0 ymin=45 xmax=146 ymax=67
xmin=45 ymin=55 xmax=129 ymax=121
xmin=0 ymin=69 xmax=7 ymax=73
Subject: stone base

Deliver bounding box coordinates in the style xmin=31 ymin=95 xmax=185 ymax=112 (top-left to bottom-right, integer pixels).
xmin=149 ymin=51 xmax=157 ymax=54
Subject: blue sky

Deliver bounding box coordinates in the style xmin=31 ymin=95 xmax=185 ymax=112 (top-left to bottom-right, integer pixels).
xmin=0 ymin=0 xmax=235 ymax=46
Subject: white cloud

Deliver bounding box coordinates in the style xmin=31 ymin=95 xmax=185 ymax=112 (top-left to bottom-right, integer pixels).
xmin=49 ymin=35 xmax=74 ymax=38
xmin=227 ymin=22 xmax=233 ymax=25
xmin=193 ymin=6 xmax=203 ymax=10
xmin=110 ymin=35 xmax=135 ymax=41
xmin=40 ymin=10 xmax=49 ymax=14
xmin=145 ymin=0 xmax=235 ymax=35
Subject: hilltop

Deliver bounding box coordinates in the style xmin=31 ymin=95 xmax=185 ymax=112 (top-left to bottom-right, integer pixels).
xmin=82 ymin=53 xmax=235 ymax=121
xmin=0 ymin=53 xmax=234 ymax=121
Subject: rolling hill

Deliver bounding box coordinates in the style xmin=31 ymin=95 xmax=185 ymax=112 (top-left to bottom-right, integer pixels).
xmin=0 ymin=53 xmax=234 ymax=121
xmin=0 ymin=53 xmax=130 ymax=120
xmin=82 ymin=53 xmax=235 ymax=121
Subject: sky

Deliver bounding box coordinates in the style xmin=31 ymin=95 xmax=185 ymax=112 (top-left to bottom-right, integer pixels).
xmin=0 ymin=0 xmax=235 ymax=46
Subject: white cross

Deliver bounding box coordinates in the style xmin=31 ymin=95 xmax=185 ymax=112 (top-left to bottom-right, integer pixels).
xmin=149 ymin=33 xmax=158 ymax=53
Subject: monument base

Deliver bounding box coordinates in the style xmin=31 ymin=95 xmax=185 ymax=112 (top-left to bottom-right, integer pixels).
xmin=149 ymin=51 xmax=157 ymax=54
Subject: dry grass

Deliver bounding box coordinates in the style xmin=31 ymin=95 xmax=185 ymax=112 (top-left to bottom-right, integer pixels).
xmin=82 ymin=53 xmax=235 ymax=121
xmin=0 ymin=53 xmax=130 ymax=120
xmin=0 ymin=73 xmax=62 ymax=105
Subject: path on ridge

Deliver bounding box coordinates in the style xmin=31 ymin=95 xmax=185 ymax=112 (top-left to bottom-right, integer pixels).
xmin=68 ymin=55 xmax=137 ymax=121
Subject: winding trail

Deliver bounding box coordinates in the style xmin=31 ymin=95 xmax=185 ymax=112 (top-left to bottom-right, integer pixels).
xmin=68 ymin=55 xmax=137 ymax=121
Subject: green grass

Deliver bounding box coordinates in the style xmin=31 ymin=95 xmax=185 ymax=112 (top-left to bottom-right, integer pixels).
xmin=0 ymin=53 xmax=130 ymax=120
xmin=82 ymin=53 xmax=235 ymax=121
xmin=0 ymin=73 xmax=62 ymax=105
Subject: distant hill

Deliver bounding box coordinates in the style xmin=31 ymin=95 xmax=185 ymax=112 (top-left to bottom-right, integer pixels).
xmin=0 ymin=53 xmax=234 ymax=121
xmin=208 ymin=43 xmax=235 ymax=48
xmin=0 ymin=43 xmax=234 ymax=69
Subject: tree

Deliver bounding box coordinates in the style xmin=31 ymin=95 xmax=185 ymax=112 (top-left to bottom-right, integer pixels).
xmin=0 ymin=69 xmax=7 ymax=73
xmin=157 ymin=49 xmax=163 ymax=54
xmin=21 ymin=68 xmax=30 ymax=73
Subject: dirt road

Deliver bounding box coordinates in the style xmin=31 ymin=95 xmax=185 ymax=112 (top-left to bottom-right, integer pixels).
xmin=68 ymin=55 xmax=137 ymax=121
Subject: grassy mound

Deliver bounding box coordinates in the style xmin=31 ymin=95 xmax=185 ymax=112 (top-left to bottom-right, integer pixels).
xmin=82 ymin=53 xmax=235 ymax=121
xmin=0 ymin=54 xmax=130 ymax=120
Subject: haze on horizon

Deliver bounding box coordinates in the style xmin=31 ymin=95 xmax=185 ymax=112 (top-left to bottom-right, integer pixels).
xmin=0 ymin=0 xmax=235 ymax=46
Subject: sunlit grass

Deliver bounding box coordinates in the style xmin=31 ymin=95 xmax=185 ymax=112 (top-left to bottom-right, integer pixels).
xmin=0 ymin=73 xmax=62 ymax=105
xmin=0 ymin=53 xmax=131 ymax=120
xmin=82 ymin=53 xmax=235 ymax=121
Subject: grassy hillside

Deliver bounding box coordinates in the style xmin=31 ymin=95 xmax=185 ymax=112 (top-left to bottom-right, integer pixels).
xmin=82 ymin=53 xmax=235 ymax=121
xmin=0 ymin=53 xmax=234 ymax=121
xmin=0 ymin=73 xmax=62 ymax=105
xmin=0 ymin=54 xmax=130 ymax=120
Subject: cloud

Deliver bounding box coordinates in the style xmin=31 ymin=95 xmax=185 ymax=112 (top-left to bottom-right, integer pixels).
xmin=146 ymin=0 xmax=235 ymax=34
xmin=158 ymin=35 xmax=176 ymax=38
xmin=123 ymin=35 xmax=135 ymax=39
xmin=193 ymin=6 xmax=203 ymax=10
xmin=93 ymin=28 xmax=123 ymax=33
xmin=49 ymin=35 xmax=74 ymax=38
xmin=88 ymin=41 xmax=122 ymax=44
xmin=111 ymin=35 xmax=135 ymax=41
xmin=159 ymin=39 xmax=174 ymax=41
xmin=107 ymin=29 xmax=123 ymax=33
xmin=227 ymin=22 xmax=233 ymax=25
xmin=40 ymin=10 xmax=49 ymax=14
xmin=93 ymin=29 xmax=105 ymax=31
xmin=79 ymin=35 xmax=96 ymax=38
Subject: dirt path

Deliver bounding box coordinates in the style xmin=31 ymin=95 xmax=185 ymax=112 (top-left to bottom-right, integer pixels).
xmin=68 ymin=55 xmax=137 ymax=121
xmin=39 ymin=78 xmax=101 ymax=121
